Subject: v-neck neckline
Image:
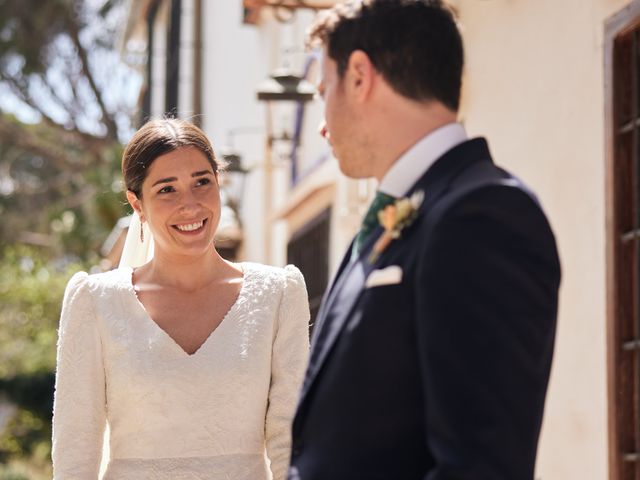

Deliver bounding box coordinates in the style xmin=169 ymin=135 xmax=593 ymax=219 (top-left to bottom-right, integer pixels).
xmin=123 ymin=263 xmax=249 ymax=357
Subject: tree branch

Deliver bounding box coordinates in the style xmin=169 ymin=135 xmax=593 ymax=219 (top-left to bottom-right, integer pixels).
xmin=64 ymin=13 xmax=119 ymax=141
xmin=1 ymin=74 xmax=113 ymax=158
xmin=0 ymin=130 xmax=68 ymax=172
xmin=2 ymin=74 xmax=68 ymax=129
xmin=0 ymin=115 xmax=89 ymax=172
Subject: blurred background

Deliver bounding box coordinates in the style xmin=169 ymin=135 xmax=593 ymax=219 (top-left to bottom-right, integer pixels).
xmin=1 ymin=0 xmax=640 ymax=478
xmin=0 ymin=1 xmax=138 ymax=477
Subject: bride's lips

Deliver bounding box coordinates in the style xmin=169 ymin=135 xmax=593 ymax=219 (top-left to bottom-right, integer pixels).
xmin=172 ymin=218 xmax=208 ymax=235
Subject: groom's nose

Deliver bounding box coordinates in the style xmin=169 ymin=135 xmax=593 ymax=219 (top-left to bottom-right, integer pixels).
xmin=319 ymin=121 xmax=329 ymax=140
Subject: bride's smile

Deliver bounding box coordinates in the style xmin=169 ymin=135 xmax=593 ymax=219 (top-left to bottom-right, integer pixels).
xmin=173 ymin=219 xmax=207 ymax=233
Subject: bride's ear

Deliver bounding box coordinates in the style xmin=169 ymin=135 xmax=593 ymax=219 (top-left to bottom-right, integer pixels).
xmin=126 ymin=190 xmax=144 ymax=219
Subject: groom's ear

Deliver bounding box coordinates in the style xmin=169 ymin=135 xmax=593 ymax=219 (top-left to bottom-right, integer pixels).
xmin=346 ymin=50 xmax=376 ymax=102
xmin=126 ymin=190 xmax=144 ymax=220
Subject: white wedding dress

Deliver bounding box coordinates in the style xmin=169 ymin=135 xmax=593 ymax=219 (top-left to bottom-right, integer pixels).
xmin=51 ymin=261 xmax=310 ymax=479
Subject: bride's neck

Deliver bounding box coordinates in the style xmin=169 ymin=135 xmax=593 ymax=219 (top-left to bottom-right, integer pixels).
xmin=141 ymin=248 xmax=235 ymax=292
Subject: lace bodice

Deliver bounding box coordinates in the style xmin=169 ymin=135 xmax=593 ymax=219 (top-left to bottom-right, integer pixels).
xmin=52 ymin=262 xmax=310 ymax=480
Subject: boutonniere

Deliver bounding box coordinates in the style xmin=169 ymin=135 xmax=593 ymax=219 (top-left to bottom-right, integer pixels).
xmin=368 ymin=190 xmax=424 ymax=263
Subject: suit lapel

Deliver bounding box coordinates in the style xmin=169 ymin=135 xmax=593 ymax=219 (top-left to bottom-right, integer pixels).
xmin=302 ymin=244 xmax=380 ymax=391
xmin=297 ymin=138 xmax=493 ymax=405
xmin=309 ymin=237 xmax=356 ymax=346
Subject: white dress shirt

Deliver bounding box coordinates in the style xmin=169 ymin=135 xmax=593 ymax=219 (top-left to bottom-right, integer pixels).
xmin=378 ymin=122 xmax=468 ymax=198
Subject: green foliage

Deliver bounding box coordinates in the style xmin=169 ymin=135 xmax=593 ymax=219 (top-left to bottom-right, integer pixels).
xmin=0 ymin=0 xmax=137 ymax=261
xmin=0 ymin=137 xmax=129 ymax=262
xmin=0 ymin=1 xmax=137 ymax=477
xmin=0 ymin=0 xmax=135 ymax=140
xmin=0 ymin=245 xmax=84 ymax=475
xmin=51 ymin=143 xmax=129 ymax=263
xmin=0 ymin=0 xmax=70 ymax=75
xmin=0 ymin=455 xmax=50 ymax=480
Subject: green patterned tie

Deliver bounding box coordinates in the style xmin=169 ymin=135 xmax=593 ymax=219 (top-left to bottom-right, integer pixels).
xmin=352 ymin=191 xmax=396 ymax=259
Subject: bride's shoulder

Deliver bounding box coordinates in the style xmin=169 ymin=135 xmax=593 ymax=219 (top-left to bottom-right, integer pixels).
xmin=64 ymin=267 xmax=131 ymax=298
xmin=240 ymin=262 xmax=306 ymax=291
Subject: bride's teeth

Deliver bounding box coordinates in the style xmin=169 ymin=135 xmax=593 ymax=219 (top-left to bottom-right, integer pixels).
xmin=176 ymin=221 xmax=203 ymax=232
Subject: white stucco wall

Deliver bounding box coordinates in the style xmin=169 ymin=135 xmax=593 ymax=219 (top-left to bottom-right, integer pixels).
xmin=200 ymin=3 xmax=329 ymax=265
xmin=455 ymin=0 xmax=631 ymax=477
xmin=200 ymin=2 xmax=270 ymax=262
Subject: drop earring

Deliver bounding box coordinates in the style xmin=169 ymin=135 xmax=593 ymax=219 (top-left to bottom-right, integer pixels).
xmin=140 ymin=222 xmax=145 ymax=243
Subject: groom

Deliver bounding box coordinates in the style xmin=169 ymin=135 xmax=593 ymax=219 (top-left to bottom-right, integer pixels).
xmin=288 ymin=1 xmax=561 ymax=479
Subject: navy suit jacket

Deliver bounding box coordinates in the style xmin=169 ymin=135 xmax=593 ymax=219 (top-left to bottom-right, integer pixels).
xmin=287 ymin=138 xmax=561 ymax=480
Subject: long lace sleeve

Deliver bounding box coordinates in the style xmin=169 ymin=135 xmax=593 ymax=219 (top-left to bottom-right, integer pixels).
xmin=265 ymin=265 xmax=310 ymax=480
xmin=52 ymin=272 xmax=107 ymax=479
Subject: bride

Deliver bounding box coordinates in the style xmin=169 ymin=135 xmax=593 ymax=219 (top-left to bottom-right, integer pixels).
xmin=51 ymin=118 xmax=310 ymax=479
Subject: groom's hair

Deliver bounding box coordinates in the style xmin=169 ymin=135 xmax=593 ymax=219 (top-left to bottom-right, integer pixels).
xmin=307 ymin=0 xmax=463 ymax=111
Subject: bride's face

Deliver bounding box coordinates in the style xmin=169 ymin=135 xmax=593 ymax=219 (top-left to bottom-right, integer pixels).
xmin=127 ymin=146 xmax=221 ymax=258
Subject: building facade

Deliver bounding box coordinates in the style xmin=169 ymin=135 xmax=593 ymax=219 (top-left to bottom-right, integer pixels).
xmin=121 ymin=0 xmax=640 ymax=478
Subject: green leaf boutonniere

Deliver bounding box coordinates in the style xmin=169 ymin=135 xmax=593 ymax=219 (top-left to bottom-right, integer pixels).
xmin=368 ymin=190 xmax=424 ymax=263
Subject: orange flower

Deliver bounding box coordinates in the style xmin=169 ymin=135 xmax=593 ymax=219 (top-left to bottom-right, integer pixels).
xmin=380 ymin=204 xmax=397 ymax=231
xmin=369 ymin=190 xmax=424 ymax=263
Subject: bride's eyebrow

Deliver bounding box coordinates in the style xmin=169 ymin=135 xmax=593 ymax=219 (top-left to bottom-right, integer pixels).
xmin=151 ymin=170 xmax=213 ymax=187
xmin=151 ymin=177 xmax=177 ymax=187
xmin=192 ymin=170 xmax=214 ymax=177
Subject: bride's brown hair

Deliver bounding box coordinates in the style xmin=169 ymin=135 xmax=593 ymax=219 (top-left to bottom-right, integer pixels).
xmin=122 ymin=118 xmax=221 ymax=198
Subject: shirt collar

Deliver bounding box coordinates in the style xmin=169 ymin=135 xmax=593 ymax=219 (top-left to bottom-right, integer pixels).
xmin=378 ymin=122 xmax=468 ymax=198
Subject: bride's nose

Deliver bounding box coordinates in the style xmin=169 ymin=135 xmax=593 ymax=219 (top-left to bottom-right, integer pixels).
xmin=178 ymin=190 xmax=200 ymax=212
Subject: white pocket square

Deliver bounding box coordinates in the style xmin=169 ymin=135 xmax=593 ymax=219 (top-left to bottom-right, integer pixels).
xmin=365 ymin=265 xmax=403 ymax=288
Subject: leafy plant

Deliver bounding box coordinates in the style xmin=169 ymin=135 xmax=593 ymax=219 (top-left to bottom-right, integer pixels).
xmin=0 ymin=245 xmax=85 ymax=476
